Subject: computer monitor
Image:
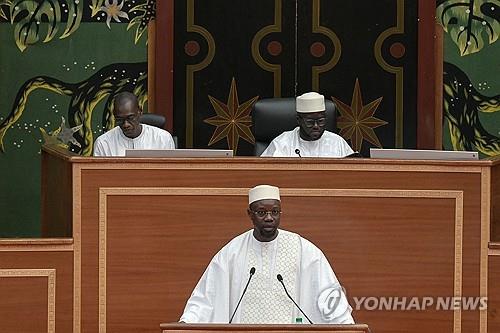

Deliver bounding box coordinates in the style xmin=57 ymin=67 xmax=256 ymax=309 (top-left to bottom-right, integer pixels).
xmin=369 ymin=148 xmax=479 ymax=160
xmin=125 ymin=149 xmax=233 ymax=158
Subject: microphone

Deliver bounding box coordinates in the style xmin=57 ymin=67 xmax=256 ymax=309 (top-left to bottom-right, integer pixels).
xmin=277 ymin=274 xmax=313 ymax=324
xmin=295 ymin=149 xmax=302 ymax=157
xmin=229 ymin=267 xmax=256 ymax=323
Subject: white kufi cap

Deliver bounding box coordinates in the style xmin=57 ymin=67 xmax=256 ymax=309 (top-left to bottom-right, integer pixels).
xmin=248 ymin=185 xmax=280 ymax=205
xmin=296 ymin=92 xmax=325 ymax=113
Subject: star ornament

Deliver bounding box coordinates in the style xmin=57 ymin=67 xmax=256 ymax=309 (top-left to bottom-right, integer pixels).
xmin=57 ymin=116 xmax=83 ymax=147
xmin=204 ymin=78 xmax=258 ymax=153
xmin=39 ymin=117 xmax=83 ymax=148
xmin=332 ymin=79 xmax=387 ymax=152
xmin=39 ymin=126 xmax=65 ymax=148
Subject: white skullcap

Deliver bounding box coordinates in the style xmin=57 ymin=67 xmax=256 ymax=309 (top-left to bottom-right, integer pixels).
xmin=248 ymin=185 xmax=280 ymax=205
xmin=296 ymin=92 xmax=325 ymax=113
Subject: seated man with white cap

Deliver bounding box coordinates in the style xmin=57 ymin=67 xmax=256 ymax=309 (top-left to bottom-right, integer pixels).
xmin=180 ymin=184 xmax=354 ymax=324
xmin=260 ymin=92 xmax=354 ymax=157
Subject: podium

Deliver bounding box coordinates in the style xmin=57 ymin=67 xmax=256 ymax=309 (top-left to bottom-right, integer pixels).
xmin=1 ymin=144 xmax=499 ymax=333
xmin=159 ymin=324 xmax=370 ymax=333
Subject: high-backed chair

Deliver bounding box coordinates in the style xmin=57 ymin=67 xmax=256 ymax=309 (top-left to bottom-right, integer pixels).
xmin=139 ymin=113 xmax=166 ymax=129
xmin=251 ymin=97 xmax=337 ymax=156
xmin=139 ymin=113 xmax=178 ymax=148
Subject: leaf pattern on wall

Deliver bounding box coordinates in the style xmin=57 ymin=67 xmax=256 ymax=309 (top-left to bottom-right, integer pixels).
xmin=89 ymin=0 xmax=105 ymax=17
xmin=0 ymin=0 xmax=11 ymax=20
xmin=8 ymin=0 xmax=82 ymax=51
xmin=127 ymin=0 xmax=155 ymax=44
xmin=437 ymin=0 xmax=500 ymax=56
xmin=3 ymin=0 xmax=154 ymax=51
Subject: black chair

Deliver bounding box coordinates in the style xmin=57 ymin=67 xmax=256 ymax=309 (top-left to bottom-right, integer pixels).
xmin=139 ymin=113 xmax=179 ymax=147
xmin=251 ymin=97 xmax=337 ymax=156
xmin=139 ymin=113 xmax=166 ymax=129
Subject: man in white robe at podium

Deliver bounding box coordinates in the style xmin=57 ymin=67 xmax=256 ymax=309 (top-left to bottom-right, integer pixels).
xmin=260 ymin=92 xmax=354 ymax=158
xmin=179 ymin=185 xmax=354 ymax=324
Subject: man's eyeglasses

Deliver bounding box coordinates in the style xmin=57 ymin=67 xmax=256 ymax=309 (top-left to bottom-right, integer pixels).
xmin=251 ymin=209 xmax=282 ymax=218
xmin=300 ymin=117 xmax=326 ymax=128
xmin=114 ymin=114 xmax=139 ymax=125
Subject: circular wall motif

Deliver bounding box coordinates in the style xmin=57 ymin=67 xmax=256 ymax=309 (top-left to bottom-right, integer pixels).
xmin=184 ymin=41 xmax=200 ymax=57
xmin=310 ymin=42 xmax=326 ymax=58
xmin=267 ymin=41 xmax=283 ymax=56
xmin=389 ymin=42 xmax=405 ymax=59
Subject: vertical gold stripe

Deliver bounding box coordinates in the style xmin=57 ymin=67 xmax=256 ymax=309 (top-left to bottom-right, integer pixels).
xmin=454 ymin=192 xmax=464 ymax=333
xmin=99 ymin=189 xmax=107 ymax=333
xmin=73 ymin=164 xmax=82 ymax=333
xmin=311 ymin=0 xmax=342 ymax=91
xmin=480 ymin=169 xmax=490 ymax=333
xmin=185 ymin=0 xmax=215 ymax=147
xmin=147 ymin=20 xmax=156 ymax=113
xmin=48 ymin=269 xmax=56 ymax=333
xmin=251 ymin=0 xmax=282 ymax=96
xmin=373 ymin=0 xmax=405 ymax=147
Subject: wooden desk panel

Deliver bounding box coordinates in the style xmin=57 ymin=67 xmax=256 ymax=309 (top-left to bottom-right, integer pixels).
xmin=0 ymin=239 xmax=73 ymax=333
xmin=38 ymin=145 xmax=499 ymax=333
xmin=99 ymin=190 xmax=458 ymax=332
xmin=488 ymin=250 xmax=500 ymax=333
xmin=160 ymin=323 xmax=370 ymax=333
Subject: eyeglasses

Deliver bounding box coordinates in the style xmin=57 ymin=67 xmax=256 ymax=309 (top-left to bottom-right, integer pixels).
xmin=251 ymin=209 xmax=282 ymax=218
xmin=114 ymin=114 xmax=139 ymax=125
xmin=300 ymin=117 xmax=326 ymax=128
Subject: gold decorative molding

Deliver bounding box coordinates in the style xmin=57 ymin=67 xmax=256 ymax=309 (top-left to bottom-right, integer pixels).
xmin=480 ymin=169 xmax=491 ymax=333
xmin=0 ymin=268 xmax=56 ymax=333
xmin=98 ymin=187 xmax=463 ymax=332
xmin=185 ymin=0 xmax=215 ymax=147
xmin=76 ymin=161 xmax=484 ymax=174
xmin=73 ymin=164 xmax=82 ymax=333
xmin=374 ymin=0 xmax=404 ymax=147
xmin=311 ymin=0 xmax=341 ymax=91
xmin=251 ymin=0 xmax=282 ymax=97
xmin=0 ymin=239 xmax=73 ymax=252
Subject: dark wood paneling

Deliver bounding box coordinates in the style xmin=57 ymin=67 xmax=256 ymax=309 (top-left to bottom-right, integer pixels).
xmin=155 ymin=0 xmax=174 ymax=133
xmin=417 ymin=1 xmax=441 ymax=148
xmin=41 ymin=145 xmax=74 ymax=237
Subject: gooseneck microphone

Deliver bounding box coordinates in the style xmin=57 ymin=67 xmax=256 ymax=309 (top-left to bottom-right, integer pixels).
xmin=295 ymin=149 xmax=302 ymax=158
xmin=229 ymin=267 xmax=256 ymax=323
xmin=277 ymin=274 xmax=314 ymax=324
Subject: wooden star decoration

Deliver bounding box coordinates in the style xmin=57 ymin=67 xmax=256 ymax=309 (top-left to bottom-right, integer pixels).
xmin=332 ymin=79 xmax=387 ymax=151
xmin=204 ymin=78 xmax=258 ymax=153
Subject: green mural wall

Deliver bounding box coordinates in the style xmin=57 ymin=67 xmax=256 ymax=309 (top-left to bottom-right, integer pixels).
xmin=0 ymin=0 xmax=151 ymax=237
xmin=437 ymin=0 xmax=500 ymax=157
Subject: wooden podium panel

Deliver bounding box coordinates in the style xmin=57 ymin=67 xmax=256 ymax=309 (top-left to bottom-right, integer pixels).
xmin=488 ymin=245 xmax=500 ymax=333
xmin=159 ymin=323 xmax=370 ymax=333
xmin=39 ymin=145 xmax=499 ymax=333
xmin=0 ymin=239 xmax=73 ymax=333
